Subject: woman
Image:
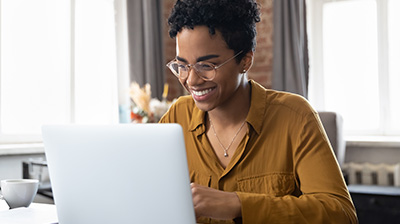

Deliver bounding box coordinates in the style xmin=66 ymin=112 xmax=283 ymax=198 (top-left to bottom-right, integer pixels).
xmin=160 ymin=0 xmax=358 ymax=223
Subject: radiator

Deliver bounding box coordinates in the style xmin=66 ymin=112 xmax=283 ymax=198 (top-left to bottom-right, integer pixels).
xmin=342 ymin=162 xmax=400 ymax=186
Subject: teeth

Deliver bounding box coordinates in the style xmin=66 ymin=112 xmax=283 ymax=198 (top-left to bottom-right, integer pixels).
xmin=192 ymin=88 xmax=213 ymax=96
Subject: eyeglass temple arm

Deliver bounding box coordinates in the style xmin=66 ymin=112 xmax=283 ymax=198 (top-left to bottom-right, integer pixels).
xmin=215 ymin=50 xmax=243 ymax=69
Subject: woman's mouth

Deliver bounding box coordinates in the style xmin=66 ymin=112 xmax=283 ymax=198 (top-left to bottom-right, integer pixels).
xmin=192 ymin=88 xmax=213 ymax=96
xmin=191 ymin=87 xmax=216 ymax=101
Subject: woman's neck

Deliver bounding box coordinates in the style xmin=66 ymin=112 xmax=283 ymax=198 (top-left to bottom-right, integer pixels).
xmin=208 ymin=80 xmax=251 ymax=127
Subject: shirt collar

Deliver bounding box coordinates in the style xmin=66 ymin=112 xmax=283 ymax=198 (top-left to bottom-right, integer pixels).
xmin=189 ymin=103 xmax=206 ymax=135
xmin=246 ymin=80 xmax=267 ymax=135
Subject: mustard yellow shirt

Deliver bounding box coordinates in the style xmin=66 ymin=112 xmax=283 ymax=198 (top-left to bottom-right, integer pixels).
xmin=159 ymin=80 xmax=357 ymax=224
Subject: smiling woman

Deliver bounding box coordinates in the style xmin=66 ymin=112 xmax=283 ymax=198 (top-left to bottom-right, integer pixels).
xmin=172 ymin=26 xmax=253 ymax=114
xmin=0 ymin=0 xmax=119 ymax=144
xmin=160 ymin=0 xmax=357 ymax=223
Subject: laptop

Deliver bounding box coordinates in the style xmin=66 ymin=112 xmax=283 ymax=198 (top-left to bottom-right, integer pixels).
xmin=42 ymin=124 xmax=196 ymax=224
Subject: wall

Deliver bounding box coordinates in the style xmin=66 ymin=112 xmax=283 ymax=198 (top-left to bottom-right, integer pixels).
xmin=0 ymin=154 xmax=46 ymax=180
xmin=162 ymin=0 xmax=274 ymax=100
xmin=345 ymin=144 xmax=400 ymax=165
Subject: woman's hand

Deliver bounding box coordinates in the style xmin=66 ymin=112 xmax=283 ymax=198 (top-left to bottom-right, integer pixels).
xmin=191 ymin=183 xmax=242 ymax=221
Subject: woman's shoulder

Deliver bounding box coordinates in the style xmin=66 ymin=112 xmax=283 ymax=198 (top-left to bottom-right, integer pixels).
xmin=159 ymin=95 xmax=197 ymax=123
xmin=250 ymin=80 xmax=312 ymax=113
xmin=170 ymin=95 xmax=196 ymax=112
xmin=265 ymin=89 xmax=316 ymax=117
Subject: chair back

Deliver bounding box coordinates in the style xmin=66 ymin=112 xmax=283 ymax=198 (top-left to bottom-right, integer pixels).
xmin=318 ymin=111 xmax=346 ymax=166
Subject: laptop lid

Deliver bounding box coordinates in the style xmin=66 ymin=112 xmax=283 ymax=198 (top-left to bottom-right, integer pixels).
xmin=42 ymin=124 xmax=196 ymax=224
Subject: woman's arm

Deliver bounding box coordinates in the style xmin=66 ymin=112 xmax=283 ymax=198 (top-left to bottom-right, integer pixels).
xmin=236 ymin=112 xmax=358 ymax=223
xmin=191 ymin=183 xmax=241 ymax=221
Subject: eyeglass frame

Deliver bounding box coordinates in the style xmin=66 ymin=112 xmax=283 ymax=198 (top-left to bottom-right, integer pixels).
xmin=166 ymin=50 xmax=244 ymax=81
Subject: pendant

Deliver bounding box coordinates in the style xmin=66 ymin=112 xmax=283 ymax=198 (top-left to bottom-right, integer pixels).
xmin=224 ymin=151 xmax=228 ymax=157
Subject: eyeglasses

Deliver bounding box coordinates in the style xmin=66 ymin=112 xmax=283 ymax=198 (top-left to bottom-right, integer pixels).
xmin=166 ymin=51 xmax=243 ymax=81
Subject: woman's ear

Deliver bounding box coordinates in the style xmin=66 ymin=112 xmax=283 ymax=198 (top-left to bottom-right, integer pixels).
xmin=241 ymin=51 xmax=254 ymax=73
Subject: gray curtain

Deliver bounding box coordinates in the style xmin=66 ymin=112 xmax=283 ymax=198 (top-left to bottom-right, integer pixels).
xmin=127 ymin=0 xmax=165 ymax=99
xmin=272 ymin=0 xmax=309 ymax=98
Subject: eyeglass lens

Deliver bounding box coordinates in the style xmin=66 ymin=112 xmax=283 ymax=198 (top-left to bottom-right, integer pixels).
xmin=167 ymin=50 xmax=243 ymax=81
xmin=170 ymin=62 xmax=215 ymax=80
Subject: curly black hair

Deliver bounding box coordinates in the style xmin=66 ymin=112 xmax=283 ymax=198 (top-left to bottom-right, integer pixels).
xmin=167 ymin=0 xmax=261 ymax=62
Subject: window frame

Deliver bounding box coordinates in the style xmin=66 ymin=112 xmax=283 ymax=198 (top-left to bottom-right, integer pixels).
xmin=307 ymin=0 xmax=399 ymax=137
xmin=0 ymin=0 xmax=73 ymax=144
xmin=0 ymin=0 xmax=122 ymax=145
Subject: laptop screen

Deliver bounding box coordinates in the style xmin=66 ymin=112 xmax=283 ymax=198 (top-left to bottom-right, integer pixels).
xmin=42 ymin=124 xmax=196 ymax=224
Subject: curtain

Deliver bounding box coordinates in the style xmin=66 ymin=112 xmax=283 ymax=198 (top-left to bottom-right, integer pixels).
xmin=126 ymin=0 xmax=165 ymax=99
xmin=272 ymin=0 xmax=309 ymax=98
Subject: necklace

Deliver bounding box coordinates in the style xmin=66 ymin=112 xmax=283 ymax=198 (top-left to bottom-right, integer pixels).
xmin=209 ymin=116 xmax=246 ymax=157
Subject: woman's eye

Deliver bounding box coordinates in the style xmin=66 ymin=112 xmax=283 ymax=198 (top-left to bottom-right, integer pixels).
xmin=197 ymin=63 xmax=214 ymax=71
xmin=177 ymin=64 xmax=187 ymax=70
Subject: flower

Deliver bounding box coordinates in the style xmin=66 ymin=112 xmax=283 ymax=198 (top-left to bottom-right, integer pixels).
xmin=129 ymin=82 xmax=151 ymax=114
xmin=129 ymin=82 xmax=173 ymax=123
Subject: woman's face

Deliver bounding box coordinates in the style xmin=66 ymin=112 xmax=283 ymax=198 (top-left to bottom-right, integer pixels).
xmin=176 ymin=26 xmax=247 ymax=112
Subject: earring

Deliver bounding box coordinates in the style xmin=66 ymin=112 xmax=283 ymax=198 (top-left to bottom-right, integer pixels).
xmin=242 ymin=69 xmax=246 ymax=73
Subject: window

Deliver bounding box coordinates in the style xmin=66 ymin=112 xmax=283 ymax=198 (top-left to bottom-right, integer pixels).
xmin=0 ymin=0 xmax=119 ymax=144
xmin=307 ymin=0 xmax=400 ymax=137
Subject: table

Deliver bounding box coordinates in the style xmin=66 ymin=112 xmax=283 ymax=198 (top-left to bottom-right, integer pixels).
xmin=348 ymin=185 xmax=400 ymax=224
xmin=0 ymin=200 xmax=58 ymax=224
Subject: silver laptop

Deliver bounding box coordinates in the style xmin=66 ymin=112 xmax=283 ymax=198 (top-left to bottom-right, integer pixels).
xmin=42 ymin=124 xmax=196 ymax=224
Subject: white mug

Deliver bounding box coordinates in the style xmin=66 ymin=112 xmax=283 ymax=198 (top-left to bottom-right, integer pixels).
xmin=0 ymin=179 xmax=39 ymax=209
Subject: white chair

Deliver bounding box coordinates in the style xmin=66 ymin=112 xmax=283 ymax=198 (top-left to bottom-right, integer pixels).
xmin=318 ymin=111 xmax=346 ymax=167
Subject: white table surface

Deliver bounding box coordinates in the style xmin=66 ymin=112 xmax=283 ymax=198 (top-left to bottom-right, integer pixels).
xmin=0 ymin=200 xmax=58 ymax=224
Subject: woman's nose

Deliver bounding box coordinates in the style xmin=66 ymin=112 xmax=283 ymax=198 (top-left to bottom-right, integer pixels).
xmin=185 ymin=67 xmax=204 ymax=86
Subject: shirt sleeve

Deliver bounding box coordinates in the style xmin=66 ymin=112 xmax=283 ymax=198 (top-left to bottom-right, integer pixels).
xmin=236 ymin=112 xmax=358 ymax=224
